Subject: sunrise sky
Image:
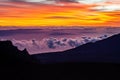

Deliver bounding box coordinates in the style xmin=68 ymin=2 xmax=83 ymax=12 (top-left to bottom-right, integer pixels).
xmin=0 ymin=0 xmax=120 ymax=27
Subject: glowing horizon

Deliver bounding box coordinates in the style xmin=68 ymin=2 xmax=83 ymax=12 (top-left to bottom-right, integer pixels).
xmin=0 ymin=0 xmax=120 ymax=27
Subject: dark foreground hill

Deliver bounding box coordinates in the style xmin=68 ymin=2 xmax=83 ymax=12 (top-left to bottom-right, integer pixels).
xmin=0 ymin=41 xmax=37 ymax=65
xmin=1 ymin=34 xmax=120 ymax=80
xmin=33 ymin=33 xmax=120 ymax=64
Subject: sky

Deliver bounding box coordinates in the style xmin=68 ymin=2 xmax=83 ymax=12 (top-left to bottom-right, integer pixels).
xmin=0 ymin=0 xmax=120 ymax=27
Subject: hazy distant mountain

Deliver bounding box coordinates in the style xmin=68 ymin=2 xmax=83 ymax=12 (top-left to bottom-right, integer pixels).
xmin=32 ymin=33 xmax=120 ymax=64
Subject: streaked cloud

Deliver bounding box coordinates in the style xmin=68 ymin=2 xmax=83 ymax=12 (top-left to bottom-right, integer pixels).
xmin=0 ymin=0 xmax=119 ymax=27
xmin=91 ymin=4 xmax=120 ymax=12
xmin=45 ymin=16 xmax=78 ymax=19
xmin=77 ymin=0 xmax=106 ymax=4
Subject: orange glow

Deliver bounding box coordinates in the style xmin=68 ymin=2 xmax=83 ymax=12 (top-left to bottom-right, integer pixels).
xmin=0 ymin=2 xmax=120 ymax=27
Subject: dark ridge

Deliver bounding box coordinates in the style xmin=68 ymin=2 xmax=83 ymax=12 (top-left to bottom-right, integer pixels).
xmin=0 ymin=34 xmax=120 ymax=80
xmin=0 ymin=40 xmax=38 ymax=65
xmin=32 ymin=33 xmax=120 ymax=64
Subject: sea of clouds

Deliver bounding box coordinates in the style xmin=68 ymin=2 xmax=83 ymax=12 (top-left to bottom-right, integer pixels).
xmin=0 ymin=27 xmax=120 ymax=54
xmin=6 ymin=34 xmax=108 ymax=54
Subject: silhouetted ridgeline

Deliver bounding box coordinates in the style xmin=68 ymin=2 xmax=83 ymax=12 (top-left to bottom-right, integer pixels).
xmin=0 ymin=41 xmax=37 ymax=65
xmin=0 ymin=34 xmax=120 ymax=80
xmin=33 ymin=33 xmax=120 ymax=64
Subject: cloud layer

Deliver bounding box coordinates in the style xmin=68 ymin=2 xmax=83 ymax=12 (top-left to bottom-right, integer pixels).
xmin=0 ymin=28 xmax=120 ymax=54
xmin=9 ymin=35 xmax=109 ymax=54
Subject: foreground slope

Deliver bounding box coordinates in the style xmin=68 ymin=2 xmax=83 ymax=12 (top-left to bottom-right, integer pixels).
xmin=0 ymin=38 xmax=120 ymax=80
xmin=0 ymin=41 xmax=37 ymax=65
xmin=33 ymin=33 xmax=120 ymax=63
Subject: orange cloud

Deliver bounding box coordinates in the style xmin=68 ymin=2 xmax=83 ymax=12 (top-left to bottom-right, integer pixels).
xmin=0 ymin=2 xmax=119 ymax=27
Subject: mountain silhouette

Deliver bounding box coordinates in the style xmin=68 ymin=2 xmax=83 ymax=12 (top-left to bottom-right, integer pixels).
xmin=0 ymin=41 xmax=37 ymax=65
xmin=32 ymin=33 xmax=120 ymax=63
xmin=0 ymin=34 xmax=120 ymax=80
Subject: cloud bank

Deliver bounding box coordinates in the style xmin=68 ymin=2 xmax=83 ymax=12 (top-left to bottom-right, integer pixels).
xmin=8 ymin=35 xmax=109 ymax=54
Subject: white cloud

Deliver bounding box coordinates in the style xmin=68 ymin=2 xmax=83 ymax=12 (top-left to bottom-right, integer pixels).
xmin=77 ymin=0 xmax=106 ymax=4
xmin=25 ymin=0 xmax=55 ymax=4
xmin=25 ymin=0 xmax=44 ymax=2
xmin=91 ymin=4 xmax=120 ymax=12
